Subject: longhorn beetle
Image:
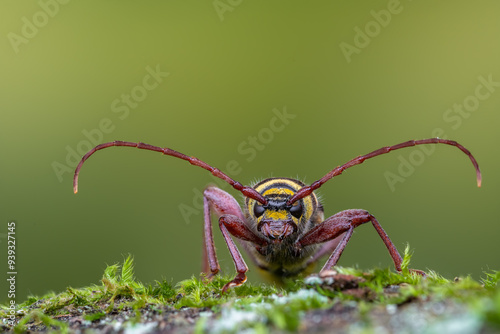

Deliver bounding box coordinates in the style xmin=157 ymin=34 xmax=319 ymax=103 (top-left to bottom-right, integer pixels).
xmin=73 ymin=138 xmax=481 ymax=292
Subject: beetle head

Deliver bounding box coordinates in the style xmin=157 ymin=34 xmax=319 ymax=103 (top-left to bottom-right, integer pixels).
xmin=247 ymin=178 xmax=318 ymax=242
xmin=253 ymin=197 xmax=302 ymax=241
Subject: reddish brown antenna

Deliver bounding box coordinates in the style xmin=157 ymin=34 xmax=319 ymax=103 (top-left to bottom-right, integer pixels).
xmin=287 ymin=138 xmax=481 ymax=205
xmin=73 ymin=141 xmax=268 ymax=205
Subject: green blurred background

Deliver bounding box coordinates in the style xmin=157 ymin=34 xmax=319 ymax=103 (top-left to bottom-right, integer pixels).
xmin=1 ymin=1 xmax=499 ymax=303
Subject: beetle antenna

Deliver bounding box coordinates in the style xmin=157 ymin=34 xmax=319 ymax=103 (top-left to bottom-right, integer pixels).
xmin=287 ymin=138 xmax=481 ymax=205
xmin=73 ymin=141 xmax=268 ymax=205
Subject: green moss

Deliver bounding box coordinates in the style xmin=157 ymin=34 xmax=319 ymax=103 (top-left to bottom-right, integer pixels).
xmin=13 ymin=310 xmax=69 ymax=334
xmin=83 ymin=311 xmax=106 ymax=322
xmin=482 ymin=270 xmax=500 ymax=290
xmin=1 ymin=250 xmax=499 ymax=333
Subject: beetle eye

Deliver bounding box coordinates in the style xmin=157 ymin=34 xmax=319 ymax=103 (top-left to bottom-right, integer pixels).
xmin=253 ymin=204 xmax=265 ymax=218
xmin=289 ymin=201 xmax=303 ymax=219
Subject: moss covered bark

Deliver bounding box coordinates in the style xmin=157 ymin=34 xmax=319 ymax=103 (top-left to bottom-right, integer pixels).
xmin=1 ymin=253 xmax=499 ymax=333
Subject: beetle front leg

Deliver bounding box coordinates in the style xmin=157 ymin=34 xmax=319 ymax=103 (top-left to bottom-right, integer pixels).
xmin=202 ymin=187 xmax=267 ymax=291
xmin=202 ymin=187 xmax=247 ymax=279
xmin=298 ymin=209 xmax=422 ymax=275
xmin=218 ymin=214 xmax=267 ymax=293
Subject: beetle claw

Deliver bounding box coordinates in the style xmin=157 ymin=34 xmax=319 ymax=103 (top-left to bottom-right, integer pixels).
xmin=407 ymin=268 xmax=427 ymax=277
xmin=222 ymin=272 xmax=247 ymax=293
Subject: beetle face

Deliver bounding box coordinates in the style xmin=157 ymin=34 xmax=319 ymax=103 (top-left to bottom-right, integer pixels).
xmin=253 ymin=199 xmax=300 ymax=241
xmin=247 ymin=178 xmax=318 ymax=242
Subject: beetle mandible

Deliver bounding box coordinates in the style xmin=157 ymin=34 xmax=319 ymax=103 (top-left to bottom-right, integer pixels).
xmin=73 ymin=138 xmax=481 ymax=292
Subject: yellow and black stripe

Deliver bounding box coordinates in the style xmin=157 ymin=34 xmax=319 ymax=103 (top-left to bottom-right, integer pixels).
xmin=246 ymin=177 xmax=319 ymax=225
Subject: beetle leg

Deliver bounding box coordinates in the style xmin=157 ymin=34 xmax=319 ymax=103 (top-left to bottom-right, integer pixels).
xmin=202 ymin=187 xmax=267 ymax=289
xmin=304 ymin=237 xmax=343 ymax=267
xmin=298 ymin=209 xmax=422 ymax=275
xmin=202 ymin=195 xmax=219 ymax=278
xmin=218 ymin=214 xmax=266 ymax=293
xmin=202 ymin=187 xmax=246 ymax=279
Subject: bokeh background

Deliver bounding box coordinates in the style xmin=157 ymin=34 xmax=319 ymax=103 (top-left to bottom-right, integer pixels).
xmin=1 ymin=1 xmax=499 ymax=303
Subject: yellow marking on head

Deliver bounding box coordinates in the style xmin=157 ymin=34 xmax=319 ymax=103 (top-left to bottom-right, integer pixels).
xmin=302 ymin=196 xmax=314 ymax=221
xmin=264 ymin=210 xmax=288 ymax=221
xmin=246 ymin=177 xmax=318 ymax=223
xmin=262 ymin=187 xmax=295 ymax=197
xmin=254 ymin=178 xmax=303 ymax=193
